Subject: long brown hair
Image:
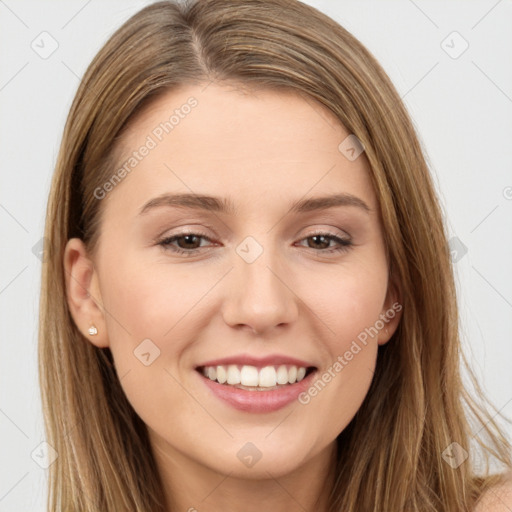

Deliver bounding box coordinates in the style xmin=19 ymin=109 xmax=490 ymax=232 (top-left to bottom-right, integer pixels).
xmin=38 ymin=0 xmax=512 ymax=510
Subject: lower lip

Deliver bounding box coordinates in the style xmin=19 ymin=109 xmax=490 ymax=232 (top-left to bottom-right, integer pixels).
xmin=197 ymin=369 xmax=317 ymax=413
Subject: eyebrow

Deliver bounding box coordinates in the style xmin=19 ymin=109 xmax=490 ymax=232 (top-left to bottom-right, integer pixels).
xmin=138 ymin=192 xmax=371 ymax=216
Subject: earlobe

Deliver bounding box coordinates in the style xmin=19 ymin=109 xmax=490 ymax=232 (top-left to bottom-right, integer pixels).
xmin=378 ymin=271 xmax=403 ymax=346
xmin=63 ymin=237 xmax=109 ymax=348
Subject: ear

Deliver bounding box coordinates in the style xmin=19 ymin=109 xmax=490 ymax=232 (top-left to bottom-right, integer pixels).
xmin=63 ymin=238 xmax=109 ymax=348
xmin=377 ymin=269 xmax=403 ymax=346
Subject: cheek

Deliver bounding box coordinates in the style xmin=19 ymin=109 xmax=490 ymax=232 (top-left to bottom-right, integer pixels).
xmin=299 ymin=260 xmax=387 ymax=418
xmin=298 ymin=276 xmax=385 ymax=434
xmin=99 ymin=253 xmax=202 ymax=343
xmin=96 ymin=257 xmax=203 ymax=430
xmin=311 ymin=260 xmax=389 ymax=345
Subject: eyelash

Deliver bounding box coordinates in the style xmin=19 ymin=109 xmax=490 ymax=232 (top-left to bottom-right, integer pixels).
xmin=156 ymin=230 xmax=353 ymax=257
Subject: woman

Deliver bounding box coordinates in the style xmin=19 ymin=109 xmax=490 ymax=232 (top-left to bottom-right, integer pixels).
xmin=38 ymin=0 xmax=512 ymax=510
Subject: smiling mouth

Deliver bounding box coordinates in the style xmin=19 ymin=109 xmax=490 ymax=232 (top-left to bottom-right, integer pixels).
xmin=196 ymin=364 xmax=317 ymax=390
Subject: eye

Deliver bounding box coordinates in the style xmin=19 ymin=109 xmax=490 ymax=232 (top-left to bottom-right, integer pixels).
xmin=295 ymin=231 xmax=353 ymax=254
xmin=156 ymin=230 xmax=353 ymax=256
xmin=157 ymin=231 xmax=214 ymax=256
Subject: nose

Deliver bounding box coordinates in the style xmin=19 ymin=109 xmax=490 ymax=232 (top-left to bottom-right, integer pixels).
xmin=222 ymin=250 xmax=299 ymax=335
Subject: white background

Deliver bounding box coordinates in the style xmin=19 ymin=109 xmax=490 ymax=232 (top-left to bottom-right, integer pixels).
xmin=1 ymin=0 xmax=511 ymax=509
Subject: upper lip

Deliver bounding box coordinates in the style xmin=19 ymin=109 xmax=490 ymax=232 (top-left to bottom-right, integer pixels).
xmin=196 ymin=354 xmax=316 ymax=369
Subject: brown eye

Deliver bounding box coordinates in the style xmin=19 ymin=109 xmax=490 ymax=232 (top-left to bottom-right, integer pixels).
xmin=158 ymin=232 xmax=213 ymax=255
xmin=297 ymin=232 xmax=353 ymax=254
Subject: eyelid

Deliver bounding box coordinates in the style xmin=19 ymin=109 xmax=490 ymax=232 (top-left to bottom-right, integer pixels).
xmin=152 ymin=223 xmax=218 ymax=242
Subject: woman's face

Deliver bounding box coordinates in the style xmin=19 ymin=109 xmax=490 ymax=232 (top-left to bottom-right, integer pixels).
xmin=65 ymin=82 xmax=401 ymax=482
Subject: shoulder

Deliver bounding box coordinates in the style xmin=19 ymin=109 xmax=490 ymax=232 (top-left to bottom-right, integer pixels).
xmin=474 ymin=471 xmax=512 ymax=511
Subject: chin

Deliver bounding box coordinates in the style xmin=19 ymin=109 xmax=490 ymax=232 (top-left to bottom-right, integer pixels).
xmin=198 ymin=433 xmax=322 ymax=480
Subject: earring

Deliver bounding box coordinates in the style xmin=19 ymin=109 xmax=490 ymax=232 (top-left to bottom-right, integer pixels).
xmin=88 ymin=325 xmax=98 ymax=336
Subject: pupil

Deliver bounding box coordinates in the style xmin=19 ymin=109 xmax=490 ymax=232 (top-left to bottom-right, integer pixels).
xmin=181 ymin=235 xmax=199 ymax=248
xmin=311 ymin=235 xmax=328 ymax=249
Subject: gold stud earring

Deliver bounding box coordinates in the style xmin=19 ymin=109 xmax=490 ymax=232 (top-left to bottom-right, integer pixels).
xmin=88 ymin=325 xmax=98 ymax=336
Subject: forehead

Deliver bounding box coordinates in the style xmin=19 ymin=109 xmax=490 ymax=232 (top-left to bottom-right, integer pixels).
xmin=103 ymin=82 xmax=377 ymax=216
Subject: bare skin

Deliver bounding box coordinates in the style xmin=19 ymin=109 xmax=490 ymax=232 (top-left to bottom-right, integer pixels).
xmin=64 ymin=82 xmax=403 ymax=512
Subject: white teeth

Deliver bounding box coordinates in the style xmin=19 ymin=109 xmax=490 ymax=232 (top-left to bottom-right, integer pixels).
xmin=216 ymin=365 xmax=227 ymax=384
xmin=259 ymin=366 xmax=277 ymax=387
xmin=240 ymin=365 xmax=259 ymax=386
xmin=201 ymin=364 xmax=311 ymax=388
xmin=288 ymin=365 xmax=297 ymax=384
xmin=276 ymin=365 xmax=288 ymax=385
xmin=226 ymin=364 xmax=241 ymax=385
